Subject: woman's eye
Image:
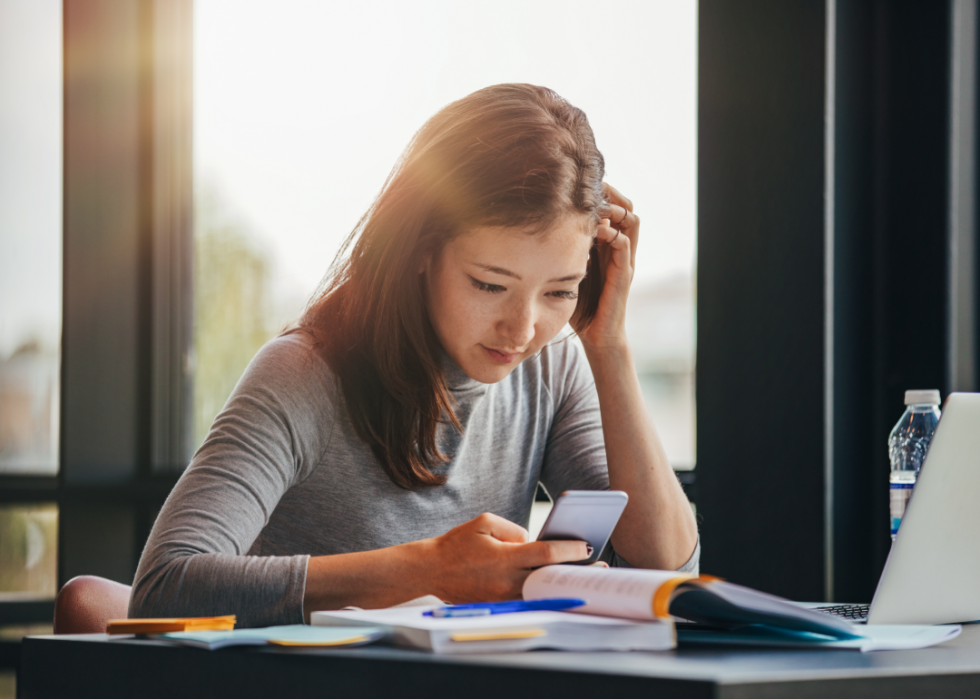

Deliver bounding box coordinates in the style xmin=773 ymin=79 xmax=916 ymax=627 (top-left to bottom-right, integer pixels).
xmin=549 ymin=290 xmax=579 ymax=301
xmin=469 ymin=277 xmax=505 ymax=294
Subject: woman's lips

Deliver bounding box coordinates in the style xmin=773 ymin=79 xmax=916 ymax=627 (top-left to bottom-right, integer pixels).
xmin=482 ymin=346 xmax=519 ymax=364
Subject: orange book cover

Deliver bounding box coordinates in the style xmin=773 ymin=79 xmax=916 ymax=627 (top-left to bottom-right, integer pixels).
xmin=106 ymin=616 xmax=236 ymax=635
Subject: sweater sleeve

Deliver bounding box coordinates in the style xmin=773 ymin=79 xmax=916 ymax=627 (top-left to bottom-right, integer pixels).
xmin=128 ymin=334 xmax=337 ymax=628
xmin=538 ymin=335 xmax=700 ymax=574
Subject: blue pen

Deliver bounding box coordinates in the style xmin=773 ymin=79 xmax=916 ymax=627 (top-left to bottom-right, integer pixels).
xmin=423 ymin=598 xmax=587 ymax=618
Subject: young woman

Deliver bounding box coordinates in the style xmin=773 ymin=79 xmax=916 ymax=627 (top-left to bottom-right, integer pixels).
xmin=130 ymin=84 xmax=699 ymax=628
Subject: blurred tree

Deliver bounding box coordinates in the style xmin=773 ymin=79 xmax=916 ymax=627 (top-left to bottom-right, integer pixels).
xmin=192 ymin=187 xmax=276 ymax=449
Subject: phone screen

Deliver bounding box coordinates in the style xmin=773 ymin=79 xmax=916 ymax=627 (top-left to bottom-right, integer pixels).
xmin=535 ymin=490 xmax=628 ymax=565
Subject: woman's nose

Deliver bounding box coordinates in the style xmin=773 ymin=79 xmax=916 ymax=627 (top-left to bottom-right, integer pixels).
xmin=500 ymin=299 xmax=535 ymax=349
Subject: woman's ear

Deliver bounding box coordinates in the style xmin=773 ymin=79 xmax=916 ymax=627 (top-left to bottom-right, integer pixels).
xmin=420 ymin=244 xmax=441 ymax=275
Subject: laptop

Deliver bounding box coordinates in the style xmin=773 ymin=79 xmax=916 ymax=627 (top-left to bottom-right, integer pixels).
xmin=810 ymin=392 xmax=980 ymax=625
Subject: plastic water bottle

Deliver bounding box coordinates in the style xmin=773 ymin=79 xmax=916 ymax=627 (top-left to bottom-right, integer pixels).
xmin=887 ymin=389 xmax=941 ymax=540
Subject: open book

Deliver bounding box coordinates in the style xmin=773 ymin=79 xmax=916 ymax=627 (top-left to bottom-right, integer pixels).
xmin=310 ymin=605 xmax=674 ymax=654
xmin=523 ymin=566 xmax=961 ymax=651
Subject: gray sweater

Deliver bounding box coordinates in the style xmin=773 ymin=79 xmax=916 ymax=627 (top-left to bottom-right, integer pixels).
xmin=130 ymin=331 xmax=699 ymax=627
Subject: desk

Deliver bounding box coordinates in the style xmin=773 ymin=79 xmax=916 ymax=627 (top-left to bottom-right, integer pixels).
xmin=18 ymin=625 xmax=980 ymax=699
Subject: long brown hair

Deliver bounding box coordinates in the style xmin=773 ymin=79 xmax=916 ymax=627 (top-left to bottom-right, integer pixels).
xmin=299 ymin=84 xmax=606 ymax=489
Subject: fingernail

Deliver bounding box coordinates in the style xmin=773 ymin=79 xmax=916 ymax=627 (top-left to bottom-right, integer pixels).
xmin=586 ymin=545 xmax=594 ymax=557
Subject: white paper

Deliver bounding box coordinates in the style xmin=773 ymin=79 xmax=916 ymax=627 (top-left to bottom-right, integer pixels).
xmin=849 ymin=624 xmax=962 ymax=651
xmin=678 ymin=623 xmax=962 ymax=651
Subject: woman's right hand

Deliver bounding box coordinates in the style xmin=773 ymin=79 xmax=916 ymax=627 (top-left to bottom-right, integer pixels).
xmin=304 ymin=512 xmax=589 ymax=617
xmin=421 ymin=513 xmax=590 ymax=603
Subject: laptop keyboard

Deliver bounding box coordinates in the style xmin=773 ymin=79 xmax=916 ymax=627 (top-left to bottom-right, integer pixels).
xmin=812 ymin=604 xmax=870 ymax=622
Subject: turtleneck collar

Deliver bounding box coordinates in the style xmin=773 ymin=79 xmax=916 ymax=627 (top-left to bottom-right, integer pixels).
xmin=440 ymin=349 xmax=488 ymax=395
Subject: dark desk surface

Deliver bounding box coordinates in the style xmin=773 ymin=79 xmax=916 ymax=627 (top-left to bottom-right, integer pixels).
xmin=19 ymin=624 xmax=980 ymax=699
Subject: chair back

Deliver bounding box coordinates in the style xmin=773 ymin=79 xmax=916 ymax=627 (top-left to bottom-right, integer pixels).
xmin=54 ymin=575 xmax=132 ymax=634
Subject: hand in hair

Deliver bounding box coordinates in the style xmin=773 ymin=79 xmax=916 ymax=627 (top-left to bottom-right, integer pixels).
xmin=578 ymin=182 xmax=638 ymax=351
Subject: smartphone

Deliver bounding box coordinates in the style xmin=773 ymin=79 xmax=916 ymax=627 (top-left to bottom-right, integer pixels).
xmin=535 ymin=490 xmax=628 ymax=565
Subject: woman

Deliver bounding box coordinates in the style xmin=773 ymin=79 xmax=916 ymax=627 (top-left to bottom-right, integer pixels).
xmin=130 ymin=84 xmax=699 ymax=628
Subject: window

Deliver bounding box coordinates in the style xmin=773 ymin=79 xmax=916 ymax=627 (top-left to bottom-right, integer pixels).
xmin=0 ymin=0 xmax=61 ymax=600
xmin=1 ymin=0 xmax=192 ymax=661
xmin=0 ymin=2 xmax=62 ymax=691
xmin=192 ymin=0 xmax=698 ymax=472
xmin=0 ymin=0 xmax=62 ymax=477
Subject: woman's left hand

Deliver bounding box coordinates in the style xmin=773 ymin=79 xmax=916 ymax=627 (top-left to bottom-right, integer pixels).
xmin=575 ymin=184 xmax=699 ymax=570
xmin=578 ymin=182 xmax=638 ymax=351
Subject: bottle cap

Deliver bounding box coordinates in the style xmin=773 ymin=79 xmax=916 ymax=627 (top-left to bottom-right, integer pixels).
xmin=904 ymin=389 xmax=941 ymax=406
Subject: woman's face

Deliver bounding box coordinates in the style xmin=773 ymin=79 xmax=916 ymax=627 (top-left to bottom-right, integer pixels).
xmin=424 ymin=217 xmax=594 ymax=384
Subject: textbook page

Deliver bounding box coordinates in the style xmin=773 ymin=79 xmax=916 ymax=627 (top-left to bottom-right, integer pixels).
xmin=523 ymin=565 xmax=692 ymax=621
